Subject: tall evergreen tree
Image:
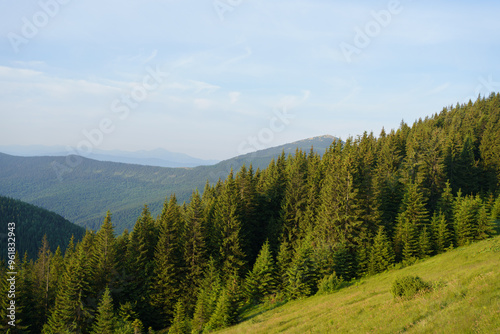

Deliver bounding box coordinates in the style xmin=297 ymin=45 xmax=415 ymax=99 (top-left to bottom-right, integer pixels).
xmin=150 ymin=195 xmax=185 ymax=329
xmin=183 ymin=190 xmax=207 ymax=314
xmin=91 ymin=287 xmax=115 ymax=334
xmin=368 ymin=226 xmax=394 ymax=275
xmin=168 ymin=301 xmax=189 ymax=334
xmin=394 ymin=183 xmax=429 ymax=261
xmin=284 ymin=239 xmax=317 ymax=299
xmin=317 ymin=139 xmax=363 ymax=248
xmin=430 ymin=211 xmax=452 ymax=254
xmin=92 ymin=211 xmax=117 ymax=296
xmin=43 ymin=231 xmax=96 ymax=334
xmin=214 ymin=172 xmax=246 ymax=278
xmin=191 ymin=259 xmax=222 ymax=333
xmin=125 ymin=205 xmax=158 ymax=328
xmin=243 ymin=240 xmax=276 ymax=304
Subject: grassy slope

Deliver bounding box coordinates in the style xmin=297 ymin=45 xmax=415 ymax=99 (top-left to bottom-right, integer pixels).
xmin=220 ymin=236 xmax=500 ymax=334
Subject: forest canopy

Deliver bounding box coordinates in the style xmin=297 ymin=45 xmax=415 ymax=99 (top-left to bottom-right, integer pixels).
xmin=2 ymin=93 xmax=500 ymax=333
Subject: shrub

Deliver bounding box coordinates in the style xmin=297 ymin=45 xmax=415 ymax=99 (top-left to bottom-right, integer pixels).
xmin=391 ymin=275 xmax=431 ymax=299
xmin=316 ymin=273 xmax=344 ymax=295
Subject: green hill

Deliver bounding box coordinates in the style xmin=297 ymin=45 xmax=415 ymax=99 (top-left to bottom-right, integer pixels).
xmin=0 ymin=136 xmax=335 ymax=233
xmin=219 ymin=236 xmax=500 ymax=334
xmin=0 ymin=196 xmax=85 ymax=260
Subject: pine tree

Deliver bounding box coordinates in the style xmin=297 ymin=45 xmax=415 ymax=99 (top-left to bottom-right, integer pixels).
xmin=419 ymin=225 xmax=433 ymax=258
xmin=368 ymin=226 xmax=394 ymax=275
xmin=150 ymin=195 xmax=185 ymax=329
xmin=14 ymin=252 xmax=33 ymax=332
xmin=284 ymin=240 xmax=317 ymax=299
xmin=214 ymin=172 xmax=246 ymax=279
xmin=43 ymin=231 xmax=96 ymax=334
xmin=243 ymin=240 xmax=276 ymax=304
xmin=373 ymin=131 xmax=404 ymax=238
xmin=91 ymin=287 xmax=115 ymax=334
xmin=332 ymin=244 xmax=357 ymax=281
xmin=183 ymin=190 xmax=207 ymax=313
xmin=32 ymin=235 xmax=53 ymax=330
xmin=191 ymin=258 xmax=222 ymax=333
xmin=280 ymin=150 xmax=309 ymax=247
xmin=205 ymin=275 xmax=240 ymax=332
xmin=431 ymin=211 xmax=452 ymax=254
xmin=476 ymin=204 xmax=495 ymax=241
xmin=317 ymin=139 xmax=363 ymax=248
xmin=168 ymin=301 xmax=189 ymax=334
xmin=454 ymin=195 xmax=485 ymax=246
xmin=125 ymin=205 xmax=158 ymax=328
xmin=394 ymin=183 xmax=429 ymax=261
xmin=92 ymin=211 xmax=117 ymax=295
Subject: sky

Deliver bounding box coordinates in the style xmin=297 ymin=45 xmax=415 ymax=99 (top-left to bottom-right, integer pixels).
xmin=0 ymin=0 xmax=499 ymax=161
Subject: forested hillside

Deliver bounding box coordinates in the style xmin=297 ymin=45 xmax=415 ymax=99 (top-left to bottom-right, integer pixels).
xmin=2 ymin=94 xmax=500 ymax=333
xmin=0 ymin=196 xmax=85 ymax=261
xmin=0 ymin=136 xmax=334 ymax=233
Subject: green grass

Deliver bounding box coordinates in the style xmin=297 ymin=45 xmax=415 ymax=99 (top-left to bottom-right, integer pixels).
xmin=219 ymin=236 xmax=500 ymax=333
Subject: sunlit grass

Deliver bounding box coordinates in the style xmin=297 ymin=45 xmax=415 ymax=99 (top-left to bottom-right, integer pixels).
xmin=219 ymin=236 xmax=500 ymax=333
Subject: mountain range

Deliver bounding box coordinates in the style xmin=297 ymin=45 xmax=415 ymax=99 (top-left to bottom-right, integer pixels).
xmin=0 ymin=135 xmax=336 ymax=233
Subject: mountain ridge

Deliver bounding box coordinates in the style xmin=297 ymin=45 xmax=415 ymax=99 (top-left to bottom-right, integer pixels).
xmin=0 ymin=135 xmax=336 ymax=232
xmin=0 ymin=145 xmax=219 ymax=168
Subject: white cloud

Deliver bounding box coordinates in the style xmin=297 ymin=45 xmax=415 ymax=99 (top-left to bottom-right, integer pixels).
xmin=229 ymin=91 xmax=241 ymax=104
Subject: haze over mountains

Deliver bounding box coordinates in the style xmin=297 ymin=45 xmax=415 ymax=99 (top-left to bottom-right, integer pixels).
xmin=0 ymin=135 xmax=336 ymax=232
xmin=0 ymin=145 xmax=220 ymax=168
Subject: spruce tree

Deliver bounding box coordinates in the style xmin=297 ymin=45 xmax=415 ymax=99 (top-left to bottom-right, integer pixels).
xmin=214 ymin=172 xmax=246 ymax=279
xmin=150 ymin=195 xmax=185 ymax=329
xmin=125 ymin=205 xmax=158 ymax=328
xmin=317 ymin=139 xmax=363 ymax=248
xmin=243 ymin=240 xmax=276 ymax=304
xmin=191 ymin=258 xmax=222 ymax=333
xmin=183 ymin=190 xmax=207 ymax=313
xmin=43 ymin=231 xmax=95 ymax=334
xmin=454 ymin=195 xmax=485 ymax=246
xmin=92 ymin=211 xmax=117 ymax=295
xmin=394 ymin=183 xmax=429 ymax=261
xmin=168 ymin=301 xmax=189 ymax=334
xmin=284 ymin=240 xmax=317 ymax=299
xmin=205 ymin=274 xmax=241 ymax=332
xmin=92 ymin=287 xmax=115 ymax=334
xmin=368 ymin=226 xmax=394 ymax=275
xmin=419 ymin=225 xmax=433 ymax=258
xmin=431 ymin=211 xmax=452 ymax=254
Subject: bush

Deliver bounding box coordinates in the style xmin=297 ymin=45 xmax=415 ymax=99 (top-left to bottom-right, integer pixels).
xmin=391 ymin=275 xmax=431 ymax=299
xmin=316 ymin=273 xmax=344 ymax=295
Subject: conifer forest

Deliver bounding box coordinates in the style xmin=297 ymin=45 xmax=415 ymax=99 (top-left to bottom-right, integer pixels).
xmin=2 ymin=94 xmax=500 ymax=333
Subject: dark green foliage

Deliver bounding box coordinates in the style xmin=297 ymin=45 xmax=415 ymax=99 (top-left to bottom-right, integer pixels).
xmin=243 ymin=240 xmax=276 ymax=304
xmin=150 ymin=195 xmax=185 ymax=328
xmin=284 ymin=240 xmax=318 ymax=299
xmin=183 ymin=190 xmax=207 ymax=312
xmin=91 ymin=288 xmax=115 ymax=334
xmin=394 ymin=183 xmax=429 ymax=261
xmin=43 ymin=231 xmax=96 ymax=334
xmin=205 ymin=274 xmax=241 ymax=332
xmin=454 ymin=195 xmax=494 ymax=246
xmin=431 ymin=211 xmax=452 ymax=254
xmin=368 ymin=227 xmax=394 ymax=275
xmin=0 ymin=196 xmax=85 ymax=261
xmin=391 ymin=275 xmax=431 ymax=299
xmin=3 ymin=95 xmax=500 ymax=333
xmin=191 ymin=259 xmax=222 ymax=333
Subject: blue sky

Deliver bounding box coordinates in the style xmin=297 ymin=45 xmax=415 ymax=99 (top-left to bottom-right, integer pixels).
xmin=1 ymin=0 xmax=499 ymax=160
